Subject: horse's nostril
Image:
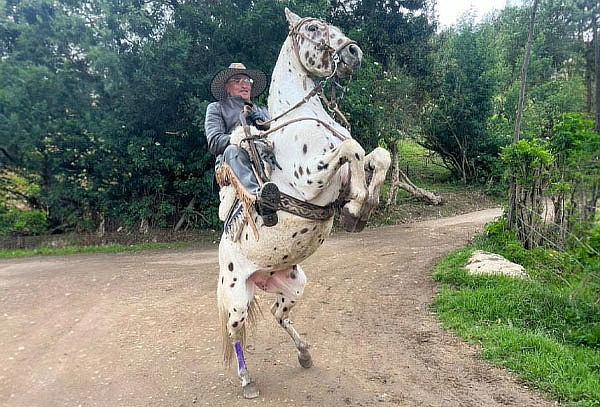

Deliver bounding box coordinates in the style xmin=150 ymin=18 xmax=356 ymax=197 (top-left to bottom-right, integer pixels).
xmin=349 ymin=45 xmax=358 ymax=55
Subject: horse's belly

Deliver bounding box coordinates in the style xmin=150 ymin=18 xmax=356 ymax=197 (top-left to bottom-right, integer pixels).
xmin=238 ymin=213 xmax=333 ymax=268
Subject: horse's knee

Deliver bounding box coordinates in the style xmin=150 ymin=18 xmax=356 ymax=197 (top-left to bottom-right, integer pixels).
xmin=367 ymin=147 xmax=391 ymax=171
xmin=338 ymin=139 xmax=366 ymax=162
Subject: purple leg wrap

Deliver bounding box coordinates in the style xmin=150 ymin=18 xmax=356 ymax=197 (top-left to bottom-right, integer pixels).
xmin=234 ymin=341 xmax=246 ymax=372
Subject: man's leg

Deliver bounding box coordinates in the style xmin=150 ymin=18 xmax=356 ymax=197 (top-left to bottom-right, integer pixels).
xmin=222 ymin=145 xmax=280 ymax=227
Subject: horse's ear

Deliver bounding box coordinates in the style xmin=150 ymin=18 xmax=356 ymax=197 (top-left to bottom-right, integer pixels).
xmin=284 ymin=8 xmax=301 ymax=29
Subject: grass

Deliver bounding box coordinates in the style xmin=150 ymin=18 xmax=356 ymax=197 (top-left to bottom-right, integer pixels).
xmin=398 ymin=140 xmax=453 ymax=179
xmin=432 ymin=246 xmax=600 ymax=407
xmin=0 ymin=240 xmax=206 ymax=258
xmin=369 ymin=140 xmax=502 ymax=226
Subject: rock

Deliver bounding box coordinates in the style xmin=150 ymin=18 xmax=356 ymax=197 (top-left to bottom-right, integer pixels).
xmin=465 ymin=250 xmax=527 ymax=278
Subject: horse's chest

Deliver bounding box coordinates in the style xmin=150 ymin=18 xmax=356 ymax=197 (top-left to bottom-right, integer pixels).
xmin=237 ymin=213 xmax=333 ymax=268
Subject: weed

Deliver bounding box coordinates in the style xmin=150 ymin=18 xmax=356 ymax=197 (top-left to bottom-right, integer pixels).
xmin=432 ymin=237 xmax=600 ymax=406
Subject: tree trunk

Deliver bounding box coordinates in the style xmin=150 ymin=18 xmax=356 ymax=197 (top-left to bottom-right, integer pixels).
xmin=585 ymin=183 xmax=599 ymax=222
xmin=586 ymin=41 xmax=594 ymax=114
xmin=594 ymin=12 xmax=600 ymax=132
xmin=513 ymin=0 xmax=539 ymax=143
xmin=174 ymin=197 xmax=196 ymax=232
xmin=386 ymin=141 xmax=442 ymax=206
xmin=397 ymin=169 xmax=443 ymax=205
xmin=139 ymin=217 xmax=149 ymax=235
xmin=509 ymin=0 xmax=539 ymax=229
xmin=96 ymin=214 xmax=105 ymax=237
xmin=386 ymin=142 xmax=401 ymax=206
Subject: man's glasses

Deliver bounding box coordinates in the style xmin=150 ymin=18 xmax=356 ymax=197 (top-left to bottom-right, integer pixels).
xmin=228 ymin=77 xmax=254 ymax=85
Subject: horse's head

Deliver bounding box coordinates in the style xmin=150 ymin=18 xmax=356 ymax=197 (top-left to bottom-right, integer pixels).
xmin=285 ymin=8 xmax=362 ymax=78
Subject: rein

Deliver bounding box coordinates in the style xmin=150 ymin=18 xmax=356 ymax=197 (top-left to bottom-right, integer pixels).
xmin=234 ymin=17 xmax=359 ymax=223
xmin=255 ymin=17 xmax=354 ymax=131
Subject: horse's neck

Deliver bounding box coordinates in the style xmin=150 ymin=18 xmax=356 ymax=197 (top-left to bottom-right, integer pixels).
xmin=267 ymin=38 xmax=348 ymax=206
xmin=268 ymin=38 xmax=327 ymax=118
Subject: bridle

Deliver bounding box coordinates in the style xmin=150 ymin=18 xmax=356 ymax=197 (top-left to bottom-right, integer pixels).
xmin=252 ymin=17 xmax=356 ymax=132
xmin=288 ymin=17 xmax=357 ymax=77
xmin=235 ymin=17 xmax=359 ymax=217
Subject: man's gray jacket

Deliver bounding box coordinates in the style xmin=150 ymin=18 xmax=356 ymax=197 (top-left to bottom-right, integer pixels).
xmin=204 ymin=96 xmax=270 ymax=164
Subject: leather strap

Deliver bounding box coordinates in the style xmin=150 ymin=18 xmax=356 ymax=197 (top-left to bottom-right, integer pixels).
xmin=279 ymin=192 xmax=334 ymax=221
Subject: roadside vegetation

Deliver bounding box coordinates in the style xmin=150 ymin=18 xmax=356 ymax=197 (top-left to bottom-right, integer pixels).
xmin=0 ymin=241 xmax=204 ymax=258
xmin=432 ymin=218 xmax=600 ymax=407
xmin=1 ymin=1 xmax=599 ymax=404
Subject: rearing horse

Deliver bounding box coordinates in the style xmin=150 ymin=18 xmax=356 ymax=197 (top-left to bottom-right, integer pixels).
xmin=216 ymin=8 xmax=391 ymax=399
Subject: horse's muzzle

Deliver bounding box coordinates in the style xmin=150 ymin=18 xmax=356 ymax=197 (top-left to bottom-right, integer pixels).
xmin=339 ymin=43 xmax=363 ymax=71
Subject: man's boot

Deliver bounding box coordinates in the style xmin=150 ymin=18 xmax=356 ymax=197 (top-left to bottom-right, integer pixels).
xmin=256 ymin=182 xmax=280 ymax=227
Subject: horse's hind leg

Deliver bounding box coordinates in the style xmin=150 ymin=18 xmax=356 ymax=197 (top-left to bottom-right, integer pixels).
xmin=217 ymin=238 xmax=260 ymax=398
xmin=231 ymin=340 xmax=259 ymax=398
xmin=268 ymin=265 xmax=312 ymax=368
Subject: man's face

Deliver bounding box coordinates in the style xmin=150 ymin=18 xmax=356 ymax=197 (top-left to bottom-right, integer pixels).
xmin=225 ymin=74 xmax=253 ymax=101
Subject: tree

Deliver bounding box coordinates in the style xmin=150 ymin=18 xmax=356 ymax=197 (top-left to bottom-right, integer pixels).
xmin=509 ymin=0 xmax=539 ymax=229
xmin=0 ymin=0 xmax=333 ymax=233
xmin=421 ymin=20 xmax=501 ymax=183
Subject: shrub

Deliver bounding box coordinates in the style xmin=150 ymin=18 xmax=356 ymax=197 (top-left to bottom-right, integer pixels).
xmin=0 ymin=208 xmax=48 ymax=236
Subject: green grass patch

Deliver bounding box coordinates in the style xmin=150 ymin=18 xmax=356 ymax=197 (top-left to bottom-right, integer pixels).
xmin=398 ymin=140 xmax=453 ymax=185
xmin=0 ymin=241 xmax=202 ymax=258
xmin=432 ymin=247 xmax=600 ymax=406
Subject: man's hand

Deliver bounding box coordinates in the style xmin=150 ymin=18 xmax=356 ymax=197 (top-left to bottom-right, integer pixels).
xmin=246 ymin=110 xmax=270 ymax=130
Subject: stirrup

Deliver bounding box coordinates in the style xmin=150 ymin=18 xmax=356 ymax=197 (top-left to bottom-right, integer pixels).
xmin=257 ymin=182 xmax=280 ymax=227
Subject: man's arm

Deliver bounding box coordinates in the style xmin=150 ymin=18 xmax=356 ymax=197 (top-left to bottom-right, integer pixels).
xmin=205 ymin=102 xmax=231 ymax=156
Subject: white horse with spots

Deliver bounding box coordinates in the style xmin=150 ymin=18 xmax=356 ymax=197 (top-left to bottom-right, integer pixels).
xmin=216 ymin=9 xmax=391 ymax=398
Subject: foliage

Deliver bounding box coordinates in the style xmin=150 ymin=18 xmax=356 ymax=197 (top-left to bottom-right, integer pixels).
xmin=500 ymin=139 xmax=554 ymax=182
xmin=474 ymin=218 xmax=574 ymax=278
xmin=0 ymin=0 xmax=597 ymax=236
xmin=547 ymin=114 xmax=600 ymax=230
xmin=432 ymin=240 xmax=600 ymax=406
xmin=330 ymin=0 xmax=436 ymax=78
xmin=0 ymin=207 xmax=47 ymax=235
xmin=0 ymin=0 xmax=333 ymax=233
xmin=0 ymin=240 xmax=200 ymax=258
xmin=421 ymin=21 xmax=505 ymax=183
xmin=500 ymin=114 xmax=599 ymax=250
xmin=341 ymin=58 xmax=421 ymax=151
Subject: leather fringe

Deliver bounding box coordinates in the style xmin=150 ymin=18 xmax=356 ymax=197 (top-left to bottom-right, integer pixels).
xmin=215 ymin=164 xmax=260 ymax=241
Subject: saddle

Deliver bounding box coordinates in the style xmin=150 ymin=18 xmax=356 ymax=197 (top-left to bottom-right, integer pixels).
xmin=218 ymin=134 xmax=335 ymax=242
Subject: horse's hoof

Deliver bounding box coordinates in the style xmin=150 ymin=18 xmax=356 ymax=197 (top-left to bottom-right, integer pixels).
xmin=298 ymin=353 xmax=313 ymax=368
xmin=243 ymin=381 xmax=260 ymax=399
xmin=340 ymin=207 xmax=367 ymax=233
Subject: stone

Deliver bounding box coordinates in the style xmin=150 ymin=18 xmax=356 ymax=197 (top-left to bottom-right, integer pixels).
xmin=465 ymin=250 xmax=528 ymax=278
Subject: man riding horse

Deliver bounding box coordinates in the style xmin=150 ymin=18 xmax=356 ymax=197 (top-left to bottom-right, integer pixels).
xmin=205 ymin=63 xmax=281 ymax=227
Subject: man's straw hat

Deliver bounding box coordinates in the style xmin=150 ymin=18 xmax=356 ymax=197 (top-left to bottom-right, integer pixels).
xmin=210 ymin=62 xmax=267 ymax=101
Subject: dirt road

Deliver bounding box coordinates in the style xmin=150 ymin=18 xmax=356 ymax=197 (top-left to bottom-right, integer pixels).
xmin=0 ymin=208 xmax=556 ymax=407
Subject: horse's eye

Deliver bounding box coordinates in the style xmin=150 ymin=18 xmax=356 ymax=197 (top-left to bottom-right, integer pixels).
xmin=307 ymin=24 xmax=318 ymax=32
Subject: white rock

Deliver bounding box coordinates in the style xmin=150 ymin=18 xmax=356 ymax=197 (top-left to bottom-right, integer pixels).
xmin=465 ymin=250 xmax=528 ymax=278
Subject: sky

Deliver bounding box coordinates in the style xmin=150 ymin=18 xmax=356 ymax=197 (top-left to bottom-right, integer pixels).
xmin=436 ymin=0 xmax=511 ymax=28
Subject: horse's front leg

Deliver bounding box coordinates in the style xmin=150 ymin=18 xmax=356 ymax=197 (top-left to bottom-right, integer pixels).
xmin=361 ymin=147 xmax=392 ymax=215
xmin=300 ymin=139 xmax=368 ymax=207
xmin=339 ymin=146 xmax=391 ymax=232
xmin=364 ymin=147 xmax=391 ymax=206
xmin=268 ymin=265 xmax=312 ymax=368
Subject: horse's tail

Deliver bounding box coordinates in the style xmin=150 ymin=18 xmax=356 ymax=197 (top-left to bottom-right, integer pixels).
xmin=217 ymin=287 xmax=261 ymax=366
